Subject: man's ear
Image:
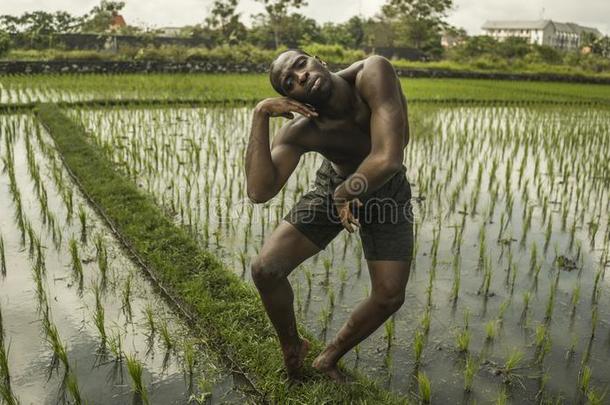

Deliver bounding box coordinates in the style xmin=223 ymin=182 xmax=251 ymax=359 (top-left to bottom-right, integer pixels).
xmin=314 ymin=55 xmax=328 ymax=67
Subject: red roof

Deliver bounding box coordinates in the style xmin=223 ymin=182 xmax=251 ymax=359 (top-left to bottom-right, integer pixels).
xmin=110 ymin=14 xmax=126 ymax=28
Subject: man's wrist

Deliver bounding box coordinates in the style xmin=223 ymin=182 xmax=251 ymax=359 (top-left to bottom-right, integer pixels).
xmin=333 ymin=185 xmax=352 ymax=203
xmin=254 ymin=101 xmax=270 ymax=117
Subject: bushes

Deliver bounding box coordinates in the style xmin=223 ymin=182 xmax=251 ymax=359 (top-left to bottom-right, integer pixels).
xmin=302 ymin=43 xmax=366 ymax=64
xmin=185 ymin=44 xmax=279 ymax=65
xmin=0 ymin=30 xmax=11 ymax=58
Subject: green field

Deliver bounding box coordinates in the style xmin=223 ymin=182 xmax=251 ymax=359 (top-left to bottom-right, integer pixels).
xmin=0 ymin=74 xmax=609 ymax=404
xmin=1 ymin=74 xmax=610 ymax=106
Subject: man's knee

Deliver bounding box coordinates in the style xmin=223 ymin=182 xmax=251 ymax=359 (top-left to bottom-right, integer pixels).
xmin=251 ymin=255 xmax=288 ymax=289
xmin=373 ymin=288 xmax=405 ymax=314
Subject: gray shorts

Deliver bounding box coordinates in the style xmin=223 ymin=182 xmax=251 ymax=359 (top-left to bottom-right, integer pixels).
xmin=283 ymin=159 xmax=414 ymax=261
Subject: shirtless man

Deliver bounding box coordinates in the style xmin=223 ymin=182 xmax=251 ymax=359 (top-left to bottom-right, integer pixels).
xmin=245 ymin=50 xmax=413 ymax=381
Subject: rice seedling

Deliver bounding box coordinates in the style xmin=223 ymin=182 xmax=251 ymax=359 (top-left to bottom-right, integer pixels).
xmin=143 ymin=303 xmax=156 ymax=337
xmin=328 ymin=288 xmax=335 ymax=308
xmin=455 ymin=328 xmax=471 ymax=353
xmin=304 ymin=267 xmax=313 ymax=294
xmin=485 ymin=320 xmax=498 ymax=341
xmin=592 ymin=269 xmax=602 ymax=304
xmin=68 ymin=237 xmax=84 ymax=291
xmin=414 ymin=329 xmax=425 ymax=365
xmin=534 ymin=324 xmax=551 ymax=364
xmin=497 ymin=300 xmax=510 ymax=323
xmin=495 ymin=388 xmax=509 ymax=405
xmin=121 ymin=274 xmax=133 ymax=321
xmin=463 ymin=355 xmax=477 ymax=392
xmin=159 ymin=318 xmax=173 ymax=351
xmin=322 ymin=257 xmax=332 ymax=284
xmin=416 ymin=371 xmax=431 ymax=403
xmin=78 ymin=205 xmax=87 ymax=244
xmin=94 ymin=234 xmax=108 ymax=283
xmin=384 ymin=317 xmax=395 ymax=349
xmin=450 ymin=255 xmax=460 ymax=302
xmin=579 ymin=365 xmax=591 ymax=394
xmin=420 ymin=307 xmax=431 ymax=335
xmin=65 ymin=371 xmax=83 ymax=405
xmin=587 ymin=388 xmax=608 ymax=405
xmin=590 ymin=305 xmax=598 ymax=339
xmin=182 ymin=340 xmax=196 ymax=380
xmin=126 ymin=353 xmax=149 ymax=405
xmin=544 ymin=276 xmax=558 ymax=322
xmin=107 ymin=329 xmax=123 ymax=363
xmin=92 ymin=282 xmax=106 ymax=345
xmin=571 ymin=283 xmax=581 ymax=315
xmin=45 ymin=323 xmax=69 ymax=373
xmin=0 ymin=235 xmax=6 ymax=277
xmin=0 ymin=306 xmax=16 ymax=405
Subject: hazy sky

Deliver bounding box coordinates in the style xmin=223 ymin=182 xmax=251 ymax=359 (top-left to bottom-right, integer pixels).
xmin=2 ymin=0 xmax=608 ymax=35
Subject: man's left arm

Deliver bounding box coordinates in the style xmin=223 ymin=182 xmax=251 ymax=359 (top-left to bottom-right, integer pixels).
xmin=333 ymin=56 xmax=406 ymax=211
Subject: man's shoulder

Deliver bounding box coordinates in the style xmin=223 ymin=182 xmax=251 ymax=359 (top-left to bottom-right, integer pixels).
xmin=356 ymin=55 xmax=401 ymax=104
xmin=361 ymin=55 xmax=394 ymax=71
xmin=338 ymin=55 xmax=394 ymax=82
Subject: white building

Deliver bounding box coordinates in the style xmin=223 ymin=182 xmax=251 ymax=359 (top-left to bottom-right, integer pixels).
xmin=481 ymin=20 xmax=603 ymax=50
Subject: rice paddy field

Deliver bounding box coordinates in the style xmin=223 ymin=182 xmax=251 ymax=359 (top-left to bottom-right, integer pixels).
xmin=1 ymin=74 xmax=609 ymax=404
xmin=0 ymin=113 xmax=251 ymax=404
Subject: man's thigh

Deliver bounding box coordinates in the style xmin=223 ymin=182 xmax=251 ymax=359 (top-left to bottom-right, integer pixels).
xmin=358 ymin=204 xmax=414 ymax=262
xmin=256 ymin=220 xmax=323 ymax=279
xmin=282 ymin=188 xmax=344 ymax=254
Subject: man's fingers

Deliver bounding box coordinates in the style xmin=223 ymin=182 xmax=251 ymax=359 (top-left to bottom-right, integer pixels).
xmin=341 ymin=217 xmax=354 ymax=233
xmin=287 ymin=100 xmax=318 ymax=117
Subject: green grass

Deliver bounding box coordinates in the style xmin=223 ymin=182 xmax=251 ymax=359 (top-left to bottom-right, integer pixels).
xmin=35 ymin=103 xmax=407 ymax=403
xmin=1 ymin=74 xmax=609 ymax=110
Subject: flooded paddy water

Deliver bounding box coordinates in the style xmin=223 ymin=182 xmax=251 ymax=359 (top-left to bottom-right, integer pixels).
xmin=0 ymin=114 xmax=250 ymax=404
xmin=68 ymin=104 xmax=610 ymax=404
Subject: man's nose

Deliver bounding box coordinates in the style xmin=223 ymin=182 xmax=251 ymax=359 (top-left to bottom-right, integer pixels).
xmin=297 ymin=71 xmax=309 ymax=85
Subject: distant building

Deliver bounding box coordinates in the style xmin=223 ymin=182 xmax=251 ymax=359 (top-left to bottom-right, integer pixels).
xmin=158 ymin=27 xmax=183 ymax=37
xmin=481 ymin=20 xmax=603 ymax=50
xmin=109 ymin=13 xmax=127 ymax=32
xmin=441 ymin=29 xmax=467 ymax=48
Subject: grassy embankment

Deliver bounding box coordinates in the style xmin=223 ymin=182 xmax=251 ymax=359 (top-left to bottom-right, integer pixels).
xmin=4 ymin=47 xmax=610 ymax=80
xmin=35 ymin=103 xmax=408 ymax=404
xmin=2 ymin=74 xmax=609 ymax=111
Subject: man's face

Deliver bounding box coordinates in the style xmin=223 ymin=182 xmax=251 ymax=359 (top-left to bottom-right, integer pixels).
xmin=270 ymin=51 xmax=332 ymax=105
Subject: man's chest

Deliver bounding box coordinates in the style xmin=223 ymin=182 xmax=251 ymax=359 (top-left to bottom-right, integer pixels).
xmin=309 ymin=100 xmax=372 ymax=162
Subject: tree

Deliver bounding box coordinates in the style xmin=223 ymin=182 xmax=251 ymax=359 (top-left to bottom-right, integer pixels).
xmin=79 ymin=1 xmax=126 ymax=33
xmin=382 ymin=0 xmax=453 ymax=22
xmin=205 ymin=0 xmax=246 ymax=44
xmin=379 ymin=0 xmax=453 ymax=58
xmin=320 ymin=16 xmax=365 ymax=49
xmin=0 ymin=29 xmax=11 ymax=57
xmin=0 ymin=11 xmax=82 ymax=48
xmin=255 ymin=0 xmax=307 ymax=48
xmin=496 ymin=37 xmax=529 ymax=60
xmin=585 ymin=34 xmax=610 ymax=58
xmin=453 ymin=35 xmax=497 ymax=59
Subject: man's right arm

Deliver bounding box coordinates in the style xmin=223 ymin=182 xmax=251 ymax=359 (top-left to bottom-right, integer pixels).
xmin=245 ymin=98 xmax=317 ymax=204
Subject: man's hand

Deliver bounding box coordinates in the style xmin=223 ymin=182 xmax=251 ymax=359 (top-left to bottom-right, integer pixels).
xmin=256 ymin=97 xmax=318 ymax=119
xmin=334 ymin=197 xmax=363 ymax=233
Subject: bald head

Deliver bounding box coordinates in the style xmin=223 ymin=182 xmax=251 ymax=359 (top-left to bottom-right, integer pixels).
xmin=267 ymin=49 xmax=332 ymax=105
xmin=269 ymin=49 xmax=310 ymax=96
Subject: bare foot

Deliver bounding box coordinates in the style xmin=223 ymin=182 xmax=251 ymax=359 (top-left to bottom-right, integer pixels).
xmin=312 ymin=350 xmax=352 ymax=383
xmin=283 ymin=338 xmax=310 ymax=379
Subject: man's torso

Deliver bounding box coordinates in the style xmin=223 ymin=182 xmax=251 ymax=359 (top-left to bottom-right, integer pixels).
xmin=281 ymin=59 xmax=408 ymax=177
